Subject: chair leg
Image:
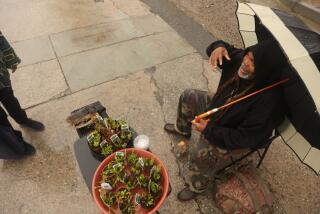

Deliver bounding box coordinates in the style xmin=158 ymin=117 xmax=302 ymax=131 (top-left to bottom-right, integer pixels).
xmin=256 ymin=144 xmax=270 ymax=168
xmin=216 ymin=150 xmax=256 ymax=175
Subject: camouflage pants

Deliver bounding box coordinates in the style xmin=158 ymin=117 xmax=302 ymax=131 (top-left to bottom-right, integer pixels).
xmin=176 ymin=89 xmax=211 ymax=135
xmin=176 ymin=89 xmax=231 ymax=193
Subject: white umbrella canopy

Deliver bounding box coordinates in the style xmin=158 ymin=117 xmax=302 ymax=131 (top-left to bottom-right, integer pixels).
xmin=236 ymin=2 xmax=320 ymax=174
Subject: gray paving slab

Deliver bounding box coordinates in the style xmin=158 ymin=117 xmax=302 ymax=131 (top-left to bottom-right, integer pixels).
xmin=0 ymin=0 xmax=128 ymax=42
xmin=11 ymin=59 xmax=68 ymax=109
xmin=0 ymin=150 xmax=98 ymax=214
xmin=110 ymin=0 xmax=151 ymax=17
xmin=202 ymin=60 xmax=221 ymax=95
xmin=59 ymin=31 xmax=196 ymax=92
xmin=261 ymin=139 xmax=320 ymax=213
xmin=50 ymin=14 xmax=172 ymax=57
xmin=151 ymin=53 xmax=209 ymax=123
xmin=12 ymin=35 xmax=56 ymax=67
xmin=142 ymin=0 xmax=217 ymax=58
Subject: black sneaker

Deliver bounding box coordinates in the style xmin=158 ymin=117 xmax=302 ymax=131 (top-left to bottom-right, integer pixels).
xmin=164 ymin=123 xmax=191 ymax=138
xmin=20 ymin=119 xmax=45 ymax=131
xmin=24 ymin=142 xmax=36 ymax=156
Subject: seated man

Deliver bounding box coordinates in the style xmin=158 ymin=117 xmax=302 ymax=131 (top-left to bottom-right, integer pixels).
xmin=164 ymin=40 xmax=286 ymax=201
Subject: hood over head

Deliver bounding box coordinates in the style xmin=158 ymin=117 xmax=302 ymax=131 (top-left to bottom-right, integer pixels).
xmin=246 ymin=40 xmax=287 ymax=89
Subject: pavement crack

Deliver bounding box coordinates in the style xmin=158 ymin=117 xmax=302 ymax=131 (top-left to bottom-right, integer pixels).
xmin=201 ymin=60 xmax=210 ymax=92
xmin=57 ymin=31 xmax=170 ymax=59
xmin=194 ymin=198 xmax=206 ymax=214
xmin=48 ymin=35 xmax=71 ymax=92
xmin=144 ymin=66 xmax=164 ymax=108
xmin=109 ymin=0 xmax=130 ymax=17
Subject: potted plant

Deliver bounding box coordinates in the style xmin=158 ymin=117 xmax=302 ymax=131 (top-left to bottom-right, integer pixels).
xmin=115 ymin=151 xmax=126 ymax=163
xmin=143 ymin=158 xmax=155 ymax=170
xmin=116 ymin=187 xmax=132 ymax=204
xmin=87 ymin=116 xmax=135 ymax=160
xmin=100 ymin=190 xmax=116 ymax=208
xmin=140 ymin=192 xmax=155 ymax=209
xmin=94 ymin=149 xmax=167 ymax=213
xmin=127 ymin=152 xmax=138 ymax=166
xmin=119 ymin=201 xmax=135 ymax=214
xmin=150 ymin=165 xmax=162 ymax=183
xmin=137 ymin=174 xmax=148 ymax=188
xmin=87 ymin=130 xmax=102 ymax=153
xmin=101 ymin=144 xmax=113 ymax=157
xmin=149 ymin=180 xmax=162 ymax=199
xmin=101 ymin=175 xmax=117 ymax=190
xmin=123 ymin=170 xmax=138 ymax=190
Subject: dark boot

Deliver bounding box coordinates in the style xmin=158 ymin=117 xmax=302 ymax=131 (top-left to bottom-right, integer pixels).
xmin=24 ymin=142 xmax=36 ymax=156
xmin=177 ymin=187 xmax=198 ymax=201
xmin=20 ymin=119 xmax=45 ymax=131
xmin=164 ymin=123 xmax=191 ymax=138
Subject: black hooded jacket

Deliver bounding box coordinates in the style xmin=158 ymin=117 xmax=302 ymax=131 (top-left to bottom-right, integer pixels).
xmin=203 ymin=40 xmax=286 ymax=150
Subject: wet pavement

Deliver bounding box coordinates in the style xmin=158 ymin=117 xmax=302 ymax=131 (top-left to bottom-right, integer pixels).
xmin=0 ymin=0 xmax=319 ymax=214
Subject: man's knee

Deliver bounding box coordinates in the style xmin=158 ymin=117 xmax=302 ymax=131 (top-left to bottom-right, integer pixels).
xmin=180 ymin=89 xmax=197 ymax=103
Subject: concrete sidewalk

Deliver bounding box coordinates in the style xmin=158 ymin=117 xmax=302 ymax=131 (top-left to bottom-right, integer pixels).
xmin=0 ymin=0 xmax=319 ymax=213
xmin=0 ymin=0 xmax=215 ymax=213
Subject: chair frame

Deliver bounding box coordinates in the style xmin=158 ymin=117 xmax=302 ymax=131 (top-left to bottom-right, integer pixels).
xmin=216 ymin=130 xmax=280 ymax=175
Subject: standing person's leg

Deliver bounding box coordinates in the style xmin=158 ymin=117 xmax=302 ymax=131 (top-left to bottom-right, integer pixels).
xmin=0 ymin=105 xmax=12 ymax=128
xmin=0 ymin=87 xmax=45 ymax=131
xmin=0 ymin=87 xmax=27 ymax=124
xmin=178 ymin=136 xmax=230 ymax=201
xmin=164 ymin=89 xmax=211 ymax=137
xmin=0 ymin=106 xmax=36 ymax=158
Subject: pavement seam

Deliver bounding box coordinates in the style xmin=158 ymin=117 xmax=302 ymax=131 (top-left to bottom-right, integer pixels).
xmin=10 ymin=16 xmax=131 ymax=44
xmin=109 ymin=0 xmax=130 ymax=17
xmin=42 ymin=14 xmax=158 ymax=41
xmin=57 ymin=30 xmax=173 ymax=59
xmin=194 ymin=198 xmax=206 ymax=214
xmin=201 ymin=60 xmax=210 ymax=92
xmin=48 ymin=34 xmax=72 ymax=96
xmin=144 ymin=57 xmax=204 ymax=214
xmin=23 ymin=52 xmax=197 ymax=110
xmin=16 ymin=58 xmax=57 ymax=69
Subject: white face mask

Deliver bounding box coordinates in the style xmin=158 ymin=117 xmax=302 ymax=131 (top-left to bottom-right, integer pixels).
xmin=237 ymin=68 xmax=250 ymax=79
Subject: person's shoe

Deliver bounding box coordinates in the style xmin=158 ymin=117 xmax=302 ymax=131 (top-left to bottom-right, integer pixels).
xmin=177 ymin=187 xmax=198 ymax=201
xmin=24 ymin=142 xmax=36 ymax=156
xmin=164 ymin=123 xmax=191 ymax=138
xmin=20 ymin=119 xmax=45 ymax=131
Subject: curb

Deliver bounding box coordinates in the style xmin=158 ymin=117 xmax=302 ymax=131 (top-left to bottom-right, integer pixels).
xmin=280 ymin=0 xmax=320 ymax=24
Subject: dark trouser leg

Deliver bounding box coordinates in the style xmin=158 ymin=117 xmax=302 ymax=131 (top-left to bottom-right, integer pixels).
xmin=184 ymin=136 xmax=231 ymax=193
xmin=0 ymin=87 xmax=28 ymax=124
xmin=176 ymin=89 xmax=211 ymax=135
xmin=0 ymin=105 xmax=12 ymax=128
xmin=0 ymin=105 xmax=26 ymax=157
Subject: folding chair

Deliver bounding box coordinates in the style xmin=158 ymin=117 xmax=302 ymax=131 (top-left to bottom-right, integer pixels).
xmin=216 ymin=129 xmax=280 ymax=175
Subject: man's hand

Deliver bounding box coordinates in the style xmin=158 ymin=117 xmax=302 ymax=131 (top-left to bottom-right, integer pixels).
xmin=191 ymin=117 xmax=210 ymax=132
xmin=209 ymin=46 xmax=231 ymax=69
xmin=11 ymin=65 xmax=18 ymax=73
